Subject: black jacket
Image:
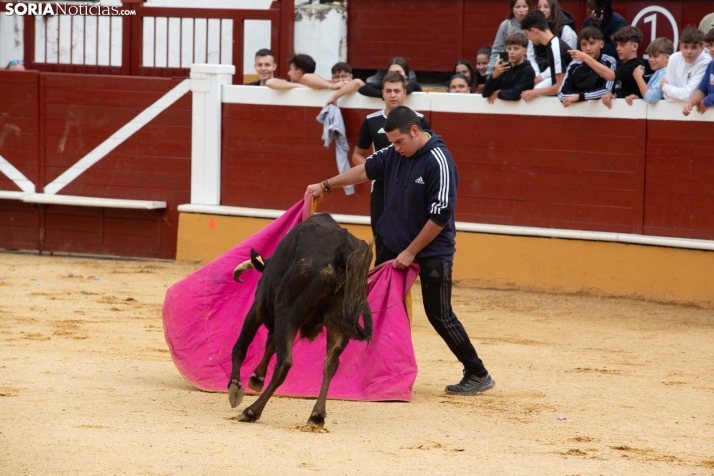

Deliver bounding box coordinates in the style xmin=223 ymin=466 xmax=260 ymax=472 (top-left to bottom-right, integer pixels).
xmin=558 ymin=53 xmax=617 ymax=102
xmin=364 ymin=132 xmax=457 ymax=259
xmin=482 ymin=62 xmax=536 ymax=101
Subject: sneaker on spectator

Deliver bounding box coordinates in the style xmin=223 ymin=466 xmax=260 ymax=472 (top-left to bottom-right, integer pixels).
xmin=445 ymin=372 xmax=495 ymax=396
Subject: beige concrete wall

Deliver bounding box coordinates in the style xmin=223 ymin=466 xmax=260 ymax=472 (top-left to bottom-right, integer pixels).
xmin=177 ymin=213 xmax=714 ymax=307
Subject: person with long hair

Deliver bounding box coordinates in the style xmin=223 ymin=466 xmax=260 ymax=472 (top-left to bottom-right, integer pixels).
xmin=487 ymin=0 xmax=530 ymax=75
xmin=357 ymin=57 xmax=423 ymax=98
xmin=452 ymin=59 xmax=476 ymax=93
xmin=475 ymin=46 xmax=491 ymax=92
xmin=449 ymin=74 xmax=472 ymax=93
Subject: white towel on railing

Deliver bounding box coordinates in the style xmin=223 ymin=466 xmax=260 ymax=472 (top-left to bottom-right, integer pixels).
xmin=316 ymin=104 xmax=354 ymax=195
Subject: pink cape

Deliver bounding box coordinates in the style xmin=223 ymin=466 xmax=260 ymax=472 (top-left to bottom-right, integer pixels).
xmin=162 ymin=197 xmax=419 ymax=401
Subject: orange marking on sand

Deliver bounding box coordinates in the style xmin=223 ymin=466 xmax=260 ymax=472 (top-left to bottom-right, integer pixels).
xmin=209 ymin=218 xmax=215 ymax=230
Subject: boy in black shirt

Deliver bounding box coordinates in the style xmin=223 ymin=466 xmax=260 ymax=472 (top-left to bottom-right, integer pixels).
xmin=482 ymin=32 xmax=535 ymax=102
xmin=246 ymin=49 xmax=278 ymax=86
xmin=559 ymin=27 xmax=617 ymax=106
xmin=577 ymin=26 xmax=652 ymax=108
xmin=520 ymin=10 xmax=571 ymax=101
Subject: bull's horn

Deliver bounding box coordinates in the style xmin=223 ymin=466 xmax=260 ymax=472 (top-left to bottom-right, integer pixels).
xmin=233 ymin=259 xmax=254 ymax=283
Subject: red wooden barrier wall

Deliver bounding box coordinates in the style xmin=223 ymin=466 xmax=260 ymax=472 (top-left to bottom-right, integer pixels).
xmin=0 ymin=71 xmax=40 ymax=251
xmin=644 ymin=120 xmax=714 ymax=241
xmin=0 ymin=72 xmax=192 ymax=259
xmin=221 ymin=104 xmax=435 ymax=216
xmin=430 ymin=112 xmax=646 ymax=234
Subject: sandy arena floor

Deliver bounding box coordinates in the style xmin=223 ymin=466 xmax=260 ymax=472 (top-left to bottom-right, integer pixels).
xmin=0 ymin=251 xmax=713 ymax=475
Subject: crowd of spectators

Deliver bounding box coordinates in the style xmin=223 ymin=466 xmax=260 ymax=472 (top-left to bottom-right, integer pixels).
xmin=245 ymin=0 xmax=714 ymax=116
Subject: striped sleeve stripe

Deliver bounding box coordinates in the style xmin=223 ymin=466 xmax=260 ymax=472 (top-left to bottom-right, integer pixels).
xmin=430 ymin=148 xmax=449 ymax=215
xmin=366 ymin=111 xmax=383 ymax=119
xmin=366 ymin=144 xmax=393 ymax=161
xmin=551 ymin=39 xmax=563 ymax=75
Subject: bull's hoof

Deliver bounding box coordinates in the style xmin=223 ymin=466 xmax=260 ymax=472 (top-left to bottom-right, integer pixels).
xmin=238 ymin=408 xmax=260 ymax=423
xmin=228 ymin=381 xmax=244 ymax=408
xmin=248 ymin=374 xmax=264 ymax=393
xmin=307 ymin=413 xmax=325 ymax=428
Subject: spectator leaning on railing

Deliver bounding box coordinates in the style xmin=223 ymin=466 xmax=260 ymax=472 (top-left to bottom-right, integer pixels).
xmin=246 ymin=49 xmax=278 ymax=86
xmin=626 ymin=37 xmax=674 ymax=105
xmin=358 ymin=57 xmax=423 ymax=98
xmin=661 ymin=27 xmax=712 ymax=103
xmin=267 ymin=54 xmax=361 ymax=92
xmin=519 ymin=10 xmax=571 ymax=101
xmin=682 ymin=46 xmax=714 ymax=116
xmin=482 ymin=32 xmax=535 ymax=102
xmin=595 ymin=26 xmax=652 ymax=109
xmin=558 ymin=27 xmax=617 ymax=107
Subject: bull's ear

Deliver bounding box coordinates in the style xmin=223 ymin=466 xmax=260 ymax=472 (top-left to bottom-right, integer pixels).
xmin=250 ymin=249 xmax=266 ymax=272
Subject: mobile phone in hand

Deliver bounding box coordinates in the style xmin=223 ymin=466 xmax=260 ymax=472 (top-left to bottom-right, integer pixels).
xmin=499 ymin=52 xmax=511 ymax=67
xmin=594 ymin=10 xmax=603 ymax=21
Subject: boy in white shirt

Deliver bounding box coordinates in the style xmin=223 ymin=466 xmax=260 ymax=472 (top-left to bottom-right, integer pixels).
xmin=661 ymin=27 xmax=712 ymax=102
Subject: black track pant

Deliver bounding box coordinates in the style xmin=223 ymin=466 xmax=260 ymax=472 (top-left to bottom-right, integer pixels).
xmin=370 ymin=180 xmax=386 ymax=262
xmin=376 ymin=248 xmax=488 ymax=378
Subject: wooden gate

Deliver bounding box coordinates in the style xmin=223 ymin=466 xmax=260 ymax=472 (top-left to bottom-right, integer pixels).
xmin=22 ymin=0 xmax=294 ymax=85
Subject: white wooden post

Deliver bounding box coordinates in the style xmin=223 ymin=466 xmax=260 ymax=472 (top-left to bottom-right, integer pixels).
xmin=190 ymin=64 xmax=235 ymax=205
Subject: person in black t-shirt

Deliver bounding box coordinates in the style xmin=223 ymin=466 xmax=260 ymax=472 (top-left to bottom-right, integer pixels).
xmin=245 ymin=49 xmax=278 ymax=86
xmin=519 ymin=10 xmax=571 ymax=101
xmin=352 ymin=72 xmax=431 ymax=261
xmin=482 ymin=32 xmax=536 ymax=102
xmin=577 ymin=26 xmax=652 ymax=108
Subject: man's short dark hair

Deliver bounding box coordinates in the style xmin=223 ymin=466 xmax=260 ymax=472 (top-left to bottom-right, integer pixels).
xmin=612 ymin=26 xmax=643 ymax=46
xmin=646 ymin=37 xmax=674 ymax=56
xmin=288 ymin=54 xmax=316 ymax=74
xmin=680 ymin=26 xmax=705 ymax=45
xmin=521 ymin=10 xmax=549 ymax=32
xmin=382 ymin=71 xmax=407 ymax=88
xmin=505 ymin=32 xmax=528 ymax=48
xmin=705 ymin=28 xmax=714 ymax=45
xmin=578 ymin=26 xmax=604 ymax=43
xmin=255 ymin=48 xmax=275 ymax=59
xmin=384 ymin=106 xmax=422 ymax=135
xmin=331 ymin=62 xmax=352 ymax=75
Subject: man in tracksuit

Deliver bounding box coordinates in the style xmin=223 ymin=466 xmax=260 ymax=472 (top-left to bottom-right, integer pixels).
xmin=305 ymin=106 xmax=494 ymax=396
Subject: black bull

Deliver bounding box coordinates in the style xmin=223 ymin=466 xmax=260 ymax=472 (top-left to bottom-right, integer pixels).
xmin=228 ymin=213 xmax=373 ymax=427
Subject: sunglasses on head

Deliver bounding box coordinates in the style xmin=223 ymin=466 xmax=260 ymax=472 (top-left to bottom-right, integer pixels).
xmin=6 ymin=60 xmax=24 ymax=68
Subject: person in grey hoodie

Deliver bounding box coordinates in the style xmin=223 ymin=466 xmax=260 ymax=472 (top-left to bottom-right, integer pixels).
xmin=487 ymin=0 xmax=530 ymax=75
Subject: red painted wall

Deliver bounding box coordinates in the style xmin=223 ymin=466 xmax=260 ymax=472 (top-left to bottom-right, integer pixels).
xmin=644 ymin=120 xmax=714 ymax=241
xmin=430 ymin=112 xmax=646 ymax=234
xmin=0 ymin=73 xmax=191 ymax=259
xmin=0 ymin=71 xmax=40 ymax=250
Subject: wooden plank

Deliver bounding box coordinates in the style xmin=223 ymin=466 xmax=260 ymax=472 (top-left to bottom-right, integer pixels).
xmin=45 ymin=212 xmax=102 ymax=233
xmin=43 ymin=120 xmax=192 ymax=141
xmin=44 ymin=166 xmax=189 ymax=191
xmin=44 ymin=88 xmax=178 ymax=107
xmin=448 ymin=146 xmax=637 ymax=172
xmin=44 ymin=102 xmax=192 ymax=122
xmin=458 ymin=163 xmax=636 ymax=189
xmin=642 ymin=226 xmax=714 ymax=241
xmin=44 ymin=73 xmax=183 ymax=92
xmin=43 ymin=138 xmax=191 ymax=164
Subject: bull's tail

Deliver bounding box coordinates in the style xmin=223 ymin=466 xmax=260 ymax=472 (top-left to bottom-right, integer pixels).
xmin=343 ymin=241 xmax=374 ymax=341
